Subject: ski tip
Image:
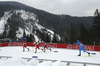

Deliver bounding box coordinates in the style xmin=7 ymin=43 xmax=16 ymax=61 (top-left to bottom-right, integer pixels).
xmin=91 ymin=53 xmax=96 ymax=55
xmin=54 ymin=51 xmax=58 ymax=53
xmin=32 ymin=56 xmax=38 ymax=58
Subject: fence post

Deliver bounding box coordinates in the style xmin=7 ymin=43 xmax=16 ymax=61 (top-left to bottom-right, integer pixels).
xmin=67 ymin=61 xmax=70 ymax=66
xmin=39 ymin=60 xmax=43 ymax=63
xmin=83 ymin=63 xmax=86 ymax=66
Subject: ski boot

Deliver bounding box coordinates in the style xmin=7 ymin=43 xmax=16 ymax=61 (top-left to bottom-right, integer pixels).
xmin=35 ymin=51 xmax=37 ymax=53
xmin=49 ymin=49 xmax=51 ymax=51
xmin=78 ymin=53 xmax=81 ymax=56
xmin=44 ymin=50 xmax=45 ymax=52
xmin=23 ymin=49 xmax=25 ymax=52
xmin=41 ymin=49 xmax=43 ymax=51
xmin=87 ymin=52 xmax=90 ymax=56
xmin=28 ymin=48 xmax=30 ymax=51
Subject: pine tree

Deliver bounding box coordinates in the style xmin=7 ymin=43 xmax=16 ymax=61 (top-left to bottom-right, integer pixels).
xmin=80 ymin=23 xmax=90 ymax=45
xmin=26 ymin=35 xmax=30 ymax=42
xmin=52 ymin=33 xmax=57 ymax=43
xmin=92 ymin=9 xmax=100 ymax=46
xmin=45 ymin=33 xmax=50 ymax=43
xmin=7 ymin=29 xmax=16 ymax=39
xmin=89 ymin=27 xmax=95 ymax=45
xmin=65 ymin=37 xmax=69 ymax=44
xmin=29 ymin=34 xmax=35 ymax=42
xmin=69 ymin=25 xmax=78 ymax=44
xmin=69 ymin=25 xmax=74 ymax=43
xmin=23 ymin=29 xmax=26 ymax=38
xmin=40 ymin=32 xmax=45 ymax=42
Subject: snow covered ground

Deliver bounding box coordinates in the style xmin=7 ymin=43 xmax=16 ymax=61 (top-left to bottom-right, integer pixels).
xmin=0 ymin=46 xmax=100 ymax=66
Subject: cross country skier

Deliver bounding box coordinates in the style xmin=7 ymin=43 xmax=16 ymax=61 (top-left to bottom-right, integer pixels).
xmin=75 ymin=40 xmax=90 ymax=56
xmin=34 ymin=41 xmax=40 ymax=53
xmin=23 ymin=42 xmax=29 ymax=52
xmin=42 ymin=41 xmax=51 ymax=52
xmin=42 ymin=41 xmax=47 ymax=52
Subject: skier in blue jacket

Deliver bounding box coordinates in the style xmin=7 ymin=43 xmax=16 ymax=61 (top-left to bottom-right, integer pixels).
xmin=75 ymin=40 xmax=90 ymax=56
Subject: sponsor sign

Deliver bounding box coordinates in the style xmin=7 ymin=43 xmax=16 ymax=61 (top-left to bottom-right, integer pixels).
xmin=0 ymin=42 xmax=100 ymax=51
xmin=8 ymin=42 xmax=23 ymax=46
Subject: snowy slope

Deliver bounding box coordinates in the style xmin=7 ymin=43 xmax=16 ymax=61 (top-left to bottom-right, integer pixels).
xmin=0 ymin=47 xmax=100 ymax=66
xmin=0 ymin=11 xmax=12 ymax=34
xmin=0 ymin=10 xmax=61 ymax=42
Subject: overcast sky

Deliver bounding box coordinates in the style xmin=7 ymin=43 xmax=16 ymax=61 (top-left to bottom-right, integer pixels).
xmin=0 ymin=0 xmax=100 ymax=16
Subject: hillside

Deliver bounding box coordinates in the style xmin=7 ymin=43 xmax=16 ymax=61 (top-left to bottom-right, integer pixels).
xmin=0 ymin=1 xmax=94 ymax=43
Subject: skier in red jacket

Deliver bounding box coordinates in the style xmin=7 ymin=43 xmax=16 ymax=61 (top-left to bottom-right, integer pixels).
xmin=34 ymin=41 xmax=40 ymax=53
xmin=23 ymin=42 xmax=29 ymax=52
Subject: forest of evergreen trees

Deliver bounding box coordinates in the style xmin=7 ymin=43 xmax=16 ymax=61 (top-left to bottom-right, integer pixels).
xmin=65 ymin=9 xmax=100 ymax=46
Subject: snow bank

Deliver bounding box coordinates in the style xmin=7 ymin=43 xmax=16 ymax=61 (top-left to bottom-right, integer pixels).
xmin=0 ymin=58 xmax=29 ymax=66
xmin=0 ymin=58 xmax=67 ymax=66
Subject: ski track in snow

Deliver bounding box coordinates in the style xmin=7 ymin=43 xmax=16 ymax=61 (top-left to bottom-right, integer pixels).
xmin=0 ymin=46 xmax=100 ymax=66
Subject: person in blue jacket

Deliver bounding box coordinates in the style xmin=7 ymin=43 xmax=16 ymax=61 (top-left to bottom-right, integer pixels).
xmin=75 ymin=40 xmax=90 ymax=56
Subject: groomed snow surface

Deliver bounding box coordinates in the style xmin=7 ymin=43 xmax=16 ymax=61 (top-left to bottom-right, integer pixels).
xmin=0 ymin=46 xmax=100 ymax=66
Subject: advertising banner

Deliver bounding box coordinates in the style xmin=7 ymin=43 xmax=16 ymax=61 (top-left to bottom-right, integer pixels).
xmin=0 ymin=42 xmax=100 ymax=51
